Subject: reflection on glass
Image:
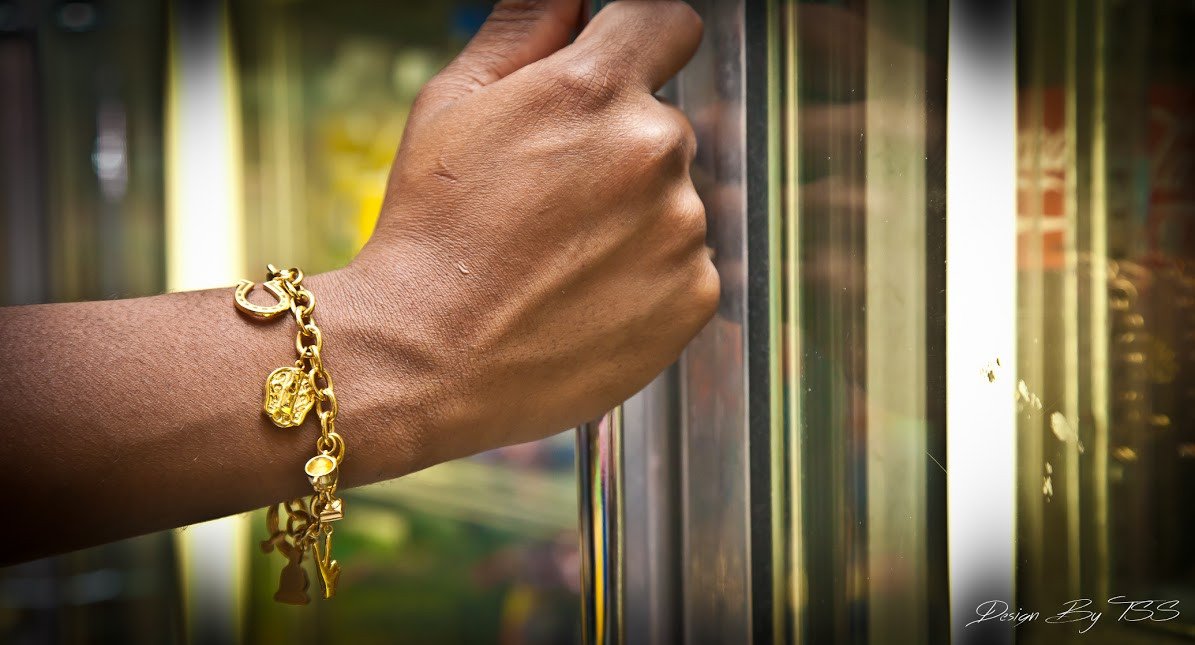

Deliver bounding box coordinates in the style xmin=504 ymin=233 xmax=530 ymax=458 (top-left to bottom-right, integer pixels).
xmin=776 ymin=0 xmax=949 ymax=642
xmin=675 ymin=0 xmax=751 ymax=642
xmin=1016 ymin=0 xmax=1195 ymax=642
xmin=602 ymin=1 xmax=950 ymax=642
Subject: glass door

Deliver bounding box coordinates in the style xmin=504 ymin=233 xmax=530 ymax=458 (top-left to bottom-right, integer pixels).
xmin=582 ymin=1 xmax=1195 ymax=644
xmin=582 ymin=0 xmax=950 ymax=643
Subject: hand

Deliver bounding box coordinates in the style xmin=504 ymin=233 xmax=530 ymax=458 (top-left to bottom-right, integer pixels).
xmin=346 ymin=0 xmax=716 ymax=464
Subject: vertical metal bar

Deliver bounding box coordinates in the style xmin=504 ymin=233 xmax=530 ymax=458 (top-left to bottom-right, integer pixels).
xmin=1086 ymin=0 xmax=1111 ymax=605
xmin=1061 ymin=0 xmax=1084 ymax=601
xmin=863 ymin=1 xmax=931 ymax=642
xmin=1015 ymin=0 xmax=1048 ymax=615
xmin=577 ymin=408 xmax=624 ymax=645
xmin=577 ymin=422 xmax=597 ymax=644
xmin=946 ymin=0 xmax=1017 ymax=643
xmin=166 ymin=0 xmax=244 ymax=292
xmin=745 ymin=0 xmax=780 ymax=642
xmin=573 ymin=2 xmax=621 ymax=643
xmin=778 ymin=4 xmax=805 ymax=641
xmin=622 ymin=369 xmax=682 ymax=645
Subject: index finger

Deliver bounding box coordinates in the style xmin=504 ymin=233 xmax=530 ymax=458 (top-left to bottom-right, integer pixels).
xmin=567 ymin=0 xmax=703 ymax=93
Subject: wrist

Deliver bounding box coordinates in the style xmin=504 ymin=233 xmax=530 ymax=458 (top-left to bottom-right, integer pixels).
xmin=302 ymin=264 xmax=442 ymax=484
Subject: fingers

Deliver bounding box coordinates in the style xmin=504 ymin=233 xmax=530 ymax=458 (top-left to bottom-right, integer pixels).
xmin=570 ymin=0 xmax=703 ymax=92
xmin=424 ymin=0 xmax=582 ymax=105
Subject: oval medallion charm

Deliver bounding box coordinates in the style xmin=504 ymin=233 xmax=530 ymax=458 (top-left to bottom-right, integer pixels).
xmin=263 ymin=366 xmax=316 ymax=428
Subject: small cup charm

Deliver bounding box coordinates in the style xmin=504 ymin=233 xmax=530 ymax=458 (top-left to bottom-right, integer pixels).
xmin=305 ymin=453 xmax=339 ymax=492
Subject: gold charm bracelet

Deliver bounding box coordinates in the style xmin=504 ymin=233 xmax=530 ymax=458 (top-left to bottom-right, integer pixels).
xmin=234 ymin=264 xmax=345 ymax=605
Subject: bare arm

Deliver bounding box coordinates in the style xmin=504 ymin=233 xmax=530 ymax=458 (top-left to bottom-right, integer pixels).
xmin=0 ymin=0 xmax=715 ymax=564
xmin=0 ymin=269 xmax=434 ymax=561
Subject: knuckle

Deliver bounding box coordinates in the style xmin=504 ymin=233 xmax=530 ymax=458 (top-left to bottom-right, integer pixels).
xmin=691 ymin=257 xmax=720 ymax=319
xmin=678 ymin=115 xmax=698 ymax=161
xmin=664 ymin=2 xmax=704 ymax=40
xmin=668 ymin=191 xmax=707 ymax=244
xmin=465 ymin=47 xmax=519 ymax=80
xmin=630 ymin=115 xmax=690 ymax=166
xmin=411 ymin=82 xmax=444 ymax=114
xmin=412 ymin=76 xmax=467 ymax=116
xmin=542 ymin=60 xmax=619 ymax=111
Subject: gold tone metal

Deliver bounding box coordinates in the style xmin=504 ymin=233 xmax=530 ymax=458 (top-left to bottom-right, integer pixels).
xmin=304 ymin=454 xmax=339 ymax=491
xmin=234 ymin=279 xmax=292 ymax=320
xmin=315 ymin=431 xmax=345 ymax=463
xmin=264 ymin=366 xmax=316 ymax=427
xmin=259 ymin=502 xmax=287 ymax=555
xmin=235 ymin=265 xmax=348 ymax=603
xmin=316 ymin=496 xmax=344 ymax=523
xmin=274 ymin=547 xmax=311 ymax=605
xmin=313 ymin=530 xmax=341 ymax=599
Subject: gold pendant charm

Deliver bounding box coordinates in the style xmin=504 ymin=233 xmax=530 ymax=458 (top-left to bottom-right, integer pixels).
xmin=260 ymin=503 xmax=288 ymax=554
xmin=274 ymin=548 xmax=311 ymax=605
xmin=313 ymin=531 xmax=341 ymax=599
xmin=234 ymin=278 xmax=292 ymax=320
xmin=263 ymin=366 xmax=316 ymax=427
xmin=317 ymin=497 xmax=344 ymax=523
xmin=305 ymin=454 xmax=339 ymax=491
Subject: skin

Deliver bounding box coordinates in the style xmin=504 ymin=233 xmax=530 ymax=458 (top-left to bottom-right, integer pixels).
xmin=0 ymin=0 xmax=715 ymax=565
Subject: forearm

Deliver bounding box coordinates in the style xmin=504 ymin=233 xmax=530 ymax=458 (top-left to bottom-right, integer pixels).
xmin=0 ymin=266 xmax=433 ymax=563
xmin=0 ymin=0 xmax=715 ymax=567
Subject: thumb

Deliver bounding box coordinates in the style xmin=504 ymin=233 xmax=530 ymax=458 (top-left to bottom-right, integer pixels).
xmin=422 ymin=0 xmax=582 ymax=107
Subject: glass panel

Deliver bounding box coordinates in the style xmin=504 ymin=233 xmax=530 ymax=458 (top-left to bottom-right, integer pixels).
xmin=599 ymin=2 xmax=950 ymax=643
xmin=675 ymin=0 xmax=752 ymax=642
xmin=1015 ymin=0 xmax=1195 ymax=642
xmin=777 ymin=1 xmax=949 ymax=642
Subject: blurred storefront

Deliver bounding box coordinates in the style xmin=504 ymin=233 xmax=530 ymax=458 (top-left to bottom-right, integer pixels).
xmin=1 ymin=0 xmax=1193 ymax=644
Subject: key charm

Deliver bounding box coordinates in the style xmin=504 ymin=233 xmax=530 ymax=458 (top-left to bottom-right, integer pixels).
xmin=313 ymin=530 xmax=341 ymax=599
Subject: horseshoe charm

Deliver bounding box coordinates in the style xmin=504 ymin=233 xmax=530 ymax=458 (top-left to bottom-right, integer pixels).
xmin=234 ymin=278 xmax=291 ymax=320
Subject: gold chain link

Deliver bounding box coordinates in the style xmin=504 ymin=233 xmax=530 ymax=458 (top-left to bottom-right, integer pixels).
xmin=235 ymin=264 xmax=345 ymax=604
